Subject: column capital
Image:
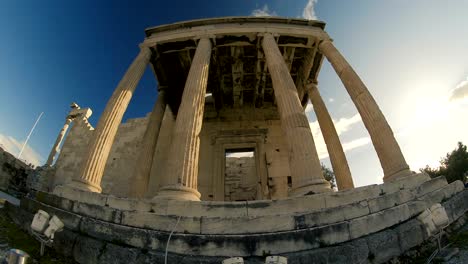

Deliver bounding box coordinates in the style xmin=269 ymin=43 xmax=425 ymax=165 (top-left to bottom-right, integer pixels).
xmin=305 ymin=79 xmax=318 ymax=93
xmin=139 ymin=42 xmax=155 ymax=51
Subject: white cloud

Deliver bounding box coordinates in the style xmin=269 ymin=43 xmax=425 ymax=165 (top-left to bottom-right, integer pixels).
xmin=334 ymin=114 xmax=362 ymax=135
xmin=309 ymin=113 xmax=370 ymax=159
xmin=449 ymin=76 xmax=468 ymax=102
xmin=342 ymin=137 xmax=372 ymax=152
xmin=302 ymin=0 xmax=318 ymax=20
xmin=328 ymin=98 xmax=335 ymax=103
xmin=251 ymin=4 xmax=277 ymax=17
xmin=0 ymin=133 xmax=43 ymax=166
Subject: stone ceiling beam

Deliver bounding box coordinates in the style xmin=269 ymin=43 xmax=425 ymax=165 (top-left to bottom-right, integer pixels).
xmin=231 ymin=46 xmax=244 ymax=107
xmin=296 ymin=39 xmax=318 ymax=101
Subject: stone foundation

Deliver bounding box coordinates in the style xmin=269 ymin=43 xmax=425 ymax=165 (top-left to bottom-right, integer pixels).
xmin=4 ymin=174 xmax=468 ymax=263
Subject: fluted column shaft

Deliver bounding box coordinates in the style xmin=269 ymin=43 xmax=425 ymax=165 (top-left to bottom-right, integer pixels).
xmin=46 ymin=118 xmax=72 ymax=166
xmin=319 ymin=40 xmax=411 ymax=181
xmin=157 ymin=38 xmax=212 ymax=201
xmin=68 ymin=46 xmax=152 ymax=192
xmin=307 ymin=83 xmax=354 ymax=190
xmin=262 ymin=33 xmax=330 ymax=196
xmin=130 ymin=89 xmax=167 ymax=197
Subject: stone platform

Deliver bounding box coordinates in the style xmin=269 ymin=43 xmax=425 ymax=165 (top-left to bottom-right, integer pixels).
xmin=4 ymin=173 xmax=468 ymax=263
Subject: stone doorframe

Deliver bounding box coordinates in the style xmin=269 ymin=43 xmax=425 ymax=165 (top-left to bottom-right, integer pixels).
xmin=211 ymin=129 xmax=269 ymax=201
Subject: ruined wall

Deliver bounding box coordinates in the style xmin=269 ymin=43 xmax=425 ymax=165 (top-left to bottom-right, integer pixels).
xmin=52 ymin=114 xmax=149 ymax=197
xmin=224 ymin=156 xmax=257 ymax=201
xmin=101 ymin=116 xmax=149 ymax=197
xmin=0 ymin=147 xmax=33 ymax=195
xmin=52 ymin=115 xmax=94 ymax=188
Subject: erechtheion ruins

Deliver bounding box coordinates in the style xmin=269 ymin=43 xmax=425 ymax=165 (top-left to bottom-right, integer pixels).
xmin=5 ymin=17 xmax=468 ymax=263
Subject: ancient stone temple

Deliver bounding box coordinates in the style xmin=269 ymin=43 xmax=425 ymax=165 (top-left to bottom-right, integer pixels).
xmin=5 ymin=17 xmax=468 ymax=263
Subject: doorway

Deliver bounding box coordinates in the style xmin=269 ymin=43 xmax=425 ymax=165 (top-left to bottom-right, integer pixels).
xmin=224 ymin=148 xmax=257 ymax=201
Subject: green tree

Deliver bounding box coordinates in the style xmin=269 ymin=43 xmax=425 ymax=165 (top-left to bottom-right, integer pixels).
xmin=420 ymin=142 xmax=468 ymax=183
xmin=321 ymin=163 xmax=337 ymax=189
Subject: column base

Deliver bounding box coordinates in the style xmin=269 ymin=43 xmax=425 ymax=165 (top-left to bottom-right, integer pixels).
xmin=383 ymin=168 xmax=413 ymax=183
xmin=154 ymin=185 xmax=201 ymax=201
xmin=54 ymin=179 xmax=102 ymax=194
xmin=289 ymin=179 xmax=332 ymax=197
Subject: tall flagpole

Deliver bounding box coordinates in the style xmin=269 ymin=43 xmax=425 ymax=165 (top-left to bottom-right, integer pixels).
xmin=18 ymin=112 xmax=43 ymax=160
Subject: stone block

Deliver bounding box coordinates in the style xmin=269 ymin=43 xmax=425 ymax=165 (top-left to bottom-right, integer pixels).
xmin=368 ymin=189 xmax=415 ymax=213
xmin=136 ymin=248 xmax=226 ymax=263
xmin=145 ymin=232 xmax=248 ymax=257
xmin=327 ymin=238 xmax=369 ymax=264
xmin=406 ymin=200 xmax=429 ymax=217
xmin=349 ymin=204 xmax=411 ymax=239
xmin=418 ymin=181 xmax=465 ymax=209
xmin=79 ymin=217 xmax=148 ymax=248
xmin=366 ymin=229 xmax=401 ymax=263
xmin=442 ymin=189 xmax=468 ymax=222
xmin=106 ymin=196 xmax=152 ymax=212
xmin=247 ymin=195 xmax=325 ymax=217
xmin=72 ymin=201 xmax=122 ymax=223
xmin=380 ymin=172 xmax=431 ymax=195
xmin=394 ymin=218 xmax=426 ymax=252
xmin=324 ymin=184 xmax=381 ymax=208
xmin=54 ymin=185 xmax=108 ymax=206
xmin=412 ymin=176 xmax=448 ymax=197
xmin=253 ymin=222 xmax=350 ymax=256
xmin=297 ymin=200 xmax=369 ymax=228
xmin=35 ymin=191 xmax=74 ymax=211
xmin=98 ymin=243 xmax=139 ymax=264
xmin=73 ymin=235 xmax=105 ymax=264
xmin=121 ymin=211 xmax=201 ymax=233
xmin=167 ymin=200 xmax=248 ymax=218
xmin=200 ymin=214 xmax=295 ymax=234
xmin=53 ymin=228 xmax=78 ymax=257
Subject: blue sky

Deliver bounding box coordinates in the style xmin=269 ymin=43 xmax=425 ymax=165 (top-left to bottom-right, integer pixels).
xmin=1 ymin=0 xmax=467 ymax=187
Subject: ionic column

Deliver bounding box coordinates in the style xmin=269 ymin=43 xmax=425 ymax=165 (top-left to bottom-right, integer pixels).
xmin=319 ymin=40 xmax=411 ymax=181
xmin=307 ymin=82 xmax=354 ymax=190
xmin=262 ymin=33 xmax=331 ymax=196
xmin=130 ymin=88 xmax=167 ymax=197
xmin=63 ymin=46 xmax=152 ymax=193
xmin=156 ymin=38 xmax=212 ymax=201
xmin=46 ymin=118 xmax=72 ymax=166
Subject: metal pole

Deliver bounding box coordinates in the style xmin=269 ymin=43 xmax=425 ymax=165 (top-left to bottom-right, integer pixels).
xmin=18 ymin=112 xmax=43 ymax=160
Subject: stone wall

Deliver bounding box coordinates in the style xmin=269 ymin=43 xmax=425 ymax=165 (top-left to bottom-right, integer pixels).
xmin=225 ymin=156 xmax=257 ymax=201
xmin=146 ymin=104 xmax=292 ymax=201
xmin=52 ymin=103 xmax=291 ymax=200
xmin=101 ymin=116 xmax=149 ymax=196
xmin=52 ymin=115 xmax=94 ymax=188
xmin=0 ymin=146 xmax=34 ymax=195
xmin=52 ymin=114 xmax=149 ymax=197
xmin=199 ymin=105 xmax=291 ymax=200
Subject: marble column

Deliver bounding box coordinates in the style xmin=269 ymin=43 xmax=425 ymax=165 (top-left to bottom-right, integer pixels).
xmin=156 ymin=38 xmax=212 ymax=201
xmin=130 ymin=88 xmax=167 ymax=197
xmin=46 ymin=118 xmax=72 ymax=166
xmin=262 ymin=33 xmax=330 ymax=196
xmin=319 ymin=40 xmax=411 ymax=181
xmin=63 ymin=46 xmax=152 ymax=193
xmin=307 ymin=82 xmax=354 ymax=190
